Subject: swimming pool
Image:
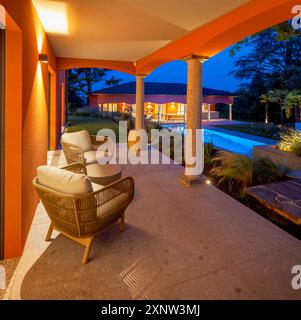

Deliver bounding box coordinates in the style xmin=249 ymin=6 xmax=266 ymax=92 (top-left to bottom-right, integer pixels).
xmin=161 ymin=124 xmax=275 ymax=157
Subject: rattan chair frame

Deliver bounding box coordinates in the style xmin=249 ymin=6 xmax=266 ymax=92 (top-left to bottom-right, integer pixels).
xmin=33 ymin=163 xmax=134 ymax=264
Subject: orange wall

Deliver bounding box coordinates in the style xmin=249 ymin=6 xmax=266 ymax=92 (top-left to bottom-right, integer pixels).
xmin=0 ymin=0 xmax=57 ymax=258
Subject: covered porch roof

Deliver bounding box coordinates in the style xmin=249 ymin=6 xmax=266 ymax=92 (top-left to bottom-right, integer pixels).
xmin=33 ymin=0 xmax=298 ymax=74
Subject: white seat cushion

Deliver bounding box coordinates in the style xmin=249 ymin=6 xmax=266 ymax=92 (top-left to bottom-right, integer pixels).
xmin=61 ymin=130 xmax=93 ymax=153
xmin=84 ymin=150 xmax=97 ymax=165
xmin=37 ymin=166 xmax=93 ymax=195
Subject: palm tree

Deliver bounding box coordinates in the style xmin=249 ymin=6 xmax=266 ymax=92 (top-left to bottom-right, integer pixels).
xmin=285 ymin=90 xmax=301 ymax=128
xmin=260 ymin=89 xmax=288 ymax=125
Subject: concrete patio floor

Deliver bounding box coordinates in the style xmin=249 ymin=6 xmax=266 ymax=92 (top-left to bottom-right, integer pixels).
xmin=5 ymin=149 xmax=301 ymax=300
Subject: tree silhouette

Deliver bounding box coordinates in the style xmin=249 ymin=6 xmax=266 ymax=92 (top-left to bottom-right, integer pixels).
xmin=230 ymin=21 xmax=301 ymax=91
xmin=68 ymin=68 xmax=120 ymax=107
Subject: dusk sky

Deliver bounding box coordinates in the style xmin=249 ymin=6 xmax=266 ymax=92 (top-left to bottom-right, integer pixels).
xmin=93 ymin=44 xmax=252 ymax=93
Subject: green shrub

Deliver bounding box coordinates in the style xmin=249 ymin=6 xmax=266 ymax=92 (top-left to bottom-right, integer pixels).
xmin=210 ymin=152 xmax=288 ymax=194
xmin=250 ymin=123 xmax=283 ymax=140
xmin=121 ymin=112 xmax=130 ymax=121
xmin=102 ymin=111 xmax=109 ymax=119
xmin=278 ymin=129 xmax=301 ymax=156
xmin=210 ymin=152 xmax=253 ymax=193
xmin=127 ymin=118 xmax=135 ymax=131
xmin=204 ymin=142 xmax=215 ymax=167
xmin=74 ymin=107 xmax=100 ymax=118
xmin=89 ymin=108 xmax=100 ymax=118
xmin=253 ymin=157 xmax=288 ymax=185
xmin=145 ymin=120 xmax=163 ymax=140
xmin=74 ymin=111 xmax=90 ymax=117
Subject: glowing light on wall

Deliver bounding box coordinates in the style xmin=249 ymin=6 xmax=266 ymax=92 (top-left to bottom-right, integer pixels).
xmin=0 ymin=5 xmax=6 ymax=29
xmin=39 ymin=53 xmax=48 ymax=63
xmin=36 ymin=30 xmax=44 ymax=53
xmin=32 ymin=1 xmax=68 ymax=34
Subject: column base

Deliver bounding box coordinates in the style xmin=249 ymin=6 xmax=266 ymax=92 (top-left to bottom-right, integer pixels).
xmin=178 ymin=173 xmax=207 ymax=188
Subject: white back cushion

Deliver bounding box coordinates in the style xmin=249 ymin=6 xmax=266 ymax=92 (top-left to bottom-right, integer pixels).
xmin=61 ymin=130 xmax=93 ymax=152
xmin=37 ymin=166 xmax=93 ymax=195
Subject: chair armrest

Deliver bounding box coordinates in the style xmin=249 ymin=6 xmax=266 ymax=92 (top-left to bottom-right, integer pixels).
xmin=90 ymin=135 xmax=108 ymax=146
xmin=60 ymin=162 xmax=87 ymax=175
xmin=63 ymin=176 xmax=135 ymax=234
xmin=61 ymin=141 xmax=86 ymax=165
xmin=93 ymin=176 xmax=135 ymax=205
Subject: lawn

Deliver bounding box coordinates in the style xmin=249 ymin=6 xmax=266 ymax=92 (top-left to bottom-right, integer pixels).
xmin=67 ymin=116 xmax=120 ymax=137
xmin=215 ymin=123 xmax=280 ymax=140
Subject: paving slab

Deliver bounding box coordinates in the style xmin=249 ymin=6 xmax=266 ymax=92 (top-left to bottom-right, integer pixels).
xmin=247 ymin=180 xmax=301 ymax=224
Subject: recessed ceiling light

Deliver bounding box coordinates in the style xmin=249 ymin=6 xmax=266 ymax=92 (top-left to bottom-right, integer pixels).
xmin=32 ymin=1 xmax=68 ymax=35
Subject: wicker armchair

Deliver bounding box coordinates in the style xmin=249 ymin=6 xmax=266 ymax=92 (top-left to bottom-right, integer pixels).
xmin=61 ymin=130 xmax=110 ymax=165
xmin=33 ymin=163 xmax=134 ymax=264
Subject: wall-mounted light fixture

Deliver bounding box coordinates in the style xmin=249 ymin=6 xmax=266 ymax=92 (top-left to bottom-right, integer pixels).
xmin=39 ymin=53 xmax=48 ymax=64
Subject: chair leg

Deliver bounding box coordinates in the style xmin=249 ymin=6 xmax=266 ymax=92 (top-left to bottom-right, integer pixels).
xmin=82 ymin=238 xmax=93 ymax=264
xmin=119 ymin=212 xmax=125 ymax=231
xmin=45 ymin=223 xmax=53 ymax=241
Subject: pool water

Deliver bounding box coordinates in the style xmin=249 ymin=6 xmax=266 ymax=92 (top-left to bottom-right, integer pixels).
xmin=203 ymin=129 xmax=268 ymax=157
xmin=161 ymin=124 xmax=274 ymax=157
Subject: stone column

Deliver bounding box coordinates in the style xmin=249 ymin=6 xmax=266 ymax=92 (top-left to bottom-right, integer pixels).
xmin=128 ymin=75 xmax=147 ymax=152
xmin=229 ymin=103 xmax=233 ymax=121
xmin=135 ymin=75 xmax=145 ymax=129
xmin=157 ymin=104 xmax=161 ymax=122
xmin=179 ymin=55 xmax=208 ymax=186
xmin=208 ymin=104 xmax=211 ymax=121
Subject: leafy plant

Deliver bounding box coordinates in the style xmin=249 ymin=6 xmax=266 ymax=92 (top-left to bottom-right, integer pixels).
xmin=278 ymin=129 xmax=301 ymax=156
xmin=285 ymin=90 xmax=301 ymax=124
xmin=250 ymin=122 xmax=283 ymax=140
xmin=74 ymin=107 xmax=100 ymax=118
xmin=253 ymin=157 xmax=288 ymax=185
xmin=260 ymin=90 xmax=288 ymax=125
xmin=210 ymin=152 xmax=253 ymax=193
xmin=210 ymin=152 xmax=288 ymax=194
xmin=204 ymin=142 xmax=215 ymax=167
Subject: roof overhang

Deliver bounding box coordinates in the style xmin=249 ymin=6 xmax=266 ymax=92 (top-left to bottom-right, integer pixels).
xmin=33 ymin=0 xmax=299 ymax=74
